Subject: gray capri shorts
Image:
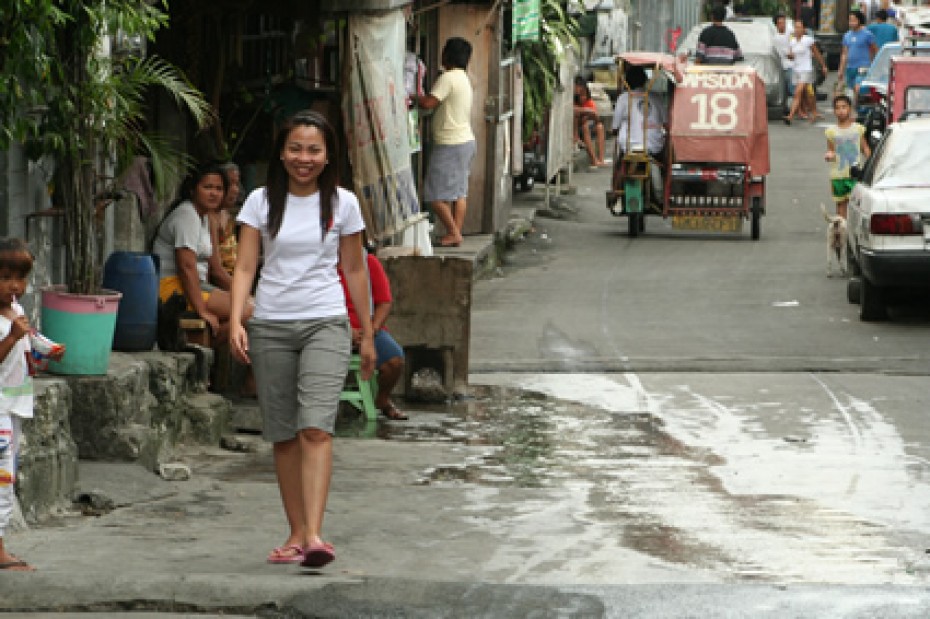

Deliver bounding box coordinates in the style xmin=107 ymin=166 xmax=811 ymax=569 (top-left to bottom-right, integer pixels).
xmin=247 ymin=316 xmax=351 ymax=441
xmin=423 ymin=140 xmax=477 ymax=202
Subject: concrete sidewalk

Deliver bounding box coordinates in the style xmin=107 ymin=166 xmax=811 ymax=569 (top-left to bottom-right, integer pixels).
xmin=0 ymin=216 xmax=535 ymax=616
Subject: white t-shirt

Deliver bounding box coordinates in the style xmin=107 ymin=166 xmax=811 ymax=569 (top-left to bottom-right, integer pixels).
xmin=612 ymin=91 xmax=667 ymax=154
xmin=774 ymin=30 xmax=792 ymax=69
xmin=430 ymin=68 xmax=474 ymax=145
xmin=789 ymin=34 xmax=816 ymax=72
xmin=0 ymin=303 xmax=33 ymax=419
xmin=238 ymin=187 xmax=366 ymax=320
xmin=152 ymin=201 xmax=212 ymax=282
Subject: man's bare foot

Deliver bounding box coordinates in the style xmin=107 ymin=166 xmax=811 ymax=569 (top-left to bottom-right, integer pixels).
xmin=438 ymin=235 xmax=462 ymax=247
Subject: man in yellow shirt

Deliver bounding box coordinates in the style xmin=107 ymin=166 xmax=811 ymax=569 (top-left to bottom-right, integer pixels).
xmin=418 ymin=38 xmax=475 ymax=247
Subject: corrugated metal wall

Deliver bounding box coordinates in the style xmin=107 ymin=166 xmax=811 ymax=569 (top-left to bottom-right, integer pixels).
xmin=671 ymin=0 xmax=702 ymax=47
xmin=628 ymin=0 xmax=701 ymax=53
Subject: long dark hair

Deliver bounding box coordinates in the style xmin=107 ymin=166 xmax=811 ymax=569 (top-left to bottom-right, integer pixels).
xmin=153 ymin=162 xmax=228 ymax=247
xmin=266 ymin=110 xmax=339 ymax=240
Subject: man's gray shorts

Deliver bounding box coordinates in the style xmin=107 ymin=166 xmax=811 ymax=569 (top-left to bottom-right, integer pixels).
xmin=247 ymin=316 xmax=350 ymax=441
xmin=423 ymin=140 xmax=476 ymax=203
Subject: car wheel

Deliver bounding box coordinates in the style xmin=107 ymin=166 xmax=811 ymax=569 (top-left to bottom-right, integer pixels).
xmin=847 ymin=276 xmax=861 ymax=304
xmin=859 ymin=276 xmax=887 ymax=321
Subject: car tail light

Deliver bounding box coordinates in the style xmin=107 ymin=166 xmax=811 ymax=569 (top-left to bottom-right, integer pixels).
xmin=870 ymin=213 xmax=922 ymax=235
xmin=863 ymin=89 xmax=882 ymax=104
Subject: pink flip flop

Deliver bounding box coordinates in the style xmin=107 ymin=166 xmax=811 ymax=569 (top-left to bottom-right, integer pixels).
xmin=266 ymin=544 xmax=305 ymax=564
xmin=300 ymin=542 xmax=335 ymax=568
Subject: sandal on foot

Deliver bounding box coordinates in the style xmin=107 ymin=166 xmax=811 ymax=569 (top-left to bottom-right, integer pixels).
xmin=267 ymin=544 xmax=305 ymax=564
xmin=300 ymin=542 xmax=335 ymax=568
xmin=0 ymin=560 xmax=33 ymax=571
xmin=380 ymin=404 xmax=408 ymax=421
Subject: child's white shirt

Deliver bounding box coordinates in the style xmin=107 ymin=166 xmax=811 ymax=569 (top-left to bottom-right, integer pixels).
xmin=0 ymin=303 xmax=33 ymax=418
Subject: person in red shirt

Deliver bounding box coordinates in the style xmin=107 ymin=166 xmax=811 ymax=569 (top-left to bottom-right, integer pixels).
xmin=573 ymin=79 xmax=607 ymax=167
xmin=339 ymin=249 xmax=407 ymax=420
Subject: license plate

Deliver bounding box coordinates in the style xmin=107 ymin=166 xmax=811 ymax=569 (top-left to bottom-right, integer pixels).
xmin=672 ymin=214 xmax=742 ymax=233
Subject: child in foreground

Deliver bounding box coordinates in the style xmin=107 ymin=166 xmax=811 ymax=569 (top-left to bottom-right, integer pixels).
xmin=0 ymin=238 xmax=65 ymax=571
xmin=824 ymin=94 xmax=870 ymax=219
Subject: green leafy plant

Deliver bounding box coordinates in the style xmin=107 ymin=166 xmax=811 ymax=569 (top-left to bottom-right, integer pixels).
xmin=0 ymin=1 xmax=212 ymax=294
xmin=517 ymin=0 xmax=580 ymax=137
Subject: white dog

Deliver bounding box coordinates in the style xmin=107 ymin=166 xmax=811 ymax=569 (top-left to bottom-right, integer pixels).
xmin=821 ymin=203 xmax=847 ymax=277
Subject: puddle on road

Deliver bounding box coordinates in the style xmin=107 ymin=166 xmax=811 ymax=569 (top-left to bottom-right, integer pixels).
xmin=218 ymin=380 xmax=930 ymax=584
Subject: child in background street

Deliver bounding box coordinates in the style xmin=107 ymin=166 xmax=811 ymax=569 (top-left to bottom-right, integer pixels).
xmin=0 ymin=238 xmax=63 ymax=572
xmin=825 ymin=94 xmax=871 ymax=219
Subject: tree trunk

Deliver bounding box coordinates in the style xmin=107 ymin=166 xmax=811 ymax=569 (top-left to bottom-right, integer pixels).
xmin=60 ymin=15 xmax=99 ymax=295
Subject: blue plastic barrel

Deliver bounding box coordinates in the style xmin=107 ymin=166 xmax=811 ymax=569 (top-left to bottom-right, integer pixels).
xmin=103 ymin=251 xmax=159 ymax=351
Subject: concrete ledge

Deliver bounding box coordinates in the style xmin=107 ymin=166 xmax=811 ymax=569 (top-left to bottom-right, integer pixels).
xmin=18 ymin=349 xmax=229 ymax=524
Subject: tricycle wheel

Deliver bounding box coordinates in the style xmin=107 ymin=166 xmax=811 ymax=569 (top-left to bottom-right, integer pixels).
xmin=750 ymin=197 xmax=762 ymax=240
xmin=628 ymin=213 xmax=640 ymax=238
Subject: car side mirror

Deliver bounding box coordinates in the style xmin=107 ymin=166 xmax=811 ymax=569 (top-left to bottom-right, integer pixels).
xmin=850 ymin=165 xmax=862 ymax=180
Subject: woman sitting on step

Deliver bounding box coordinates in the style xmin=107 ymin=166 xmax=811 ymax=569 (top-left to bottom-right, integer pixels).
xmin=153 ymin=162 xmax=253 ymax=343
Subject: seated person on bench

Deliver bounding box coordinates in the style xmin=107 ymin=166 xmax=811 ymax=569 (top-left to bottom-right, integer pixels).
xmin=612 ymin=65 xmax=668 ymax=158
xmin=612 ymin=66 xmax=668 ymax=197
xmin=338 ymin=245 xmax=407 ymax=421
xmin=573 ymin=78 xmax=608 ymax=167
xmin=153 ymin=162 xmax=253 ymax=343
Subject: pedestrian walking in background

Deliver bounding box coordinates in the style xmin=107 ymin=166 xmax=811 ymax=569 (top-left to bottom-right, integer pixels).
xmin=824 ymin=94 xmax=871 ymax=219
xmin=0 ymin=238 xmax=65 ymax=572
xmin=418 ymin=37 xmax=476 ymax=248
xmin=228 ymin=110 xmax=376 ymax=569
xmin=774 ymin=14 xmax=794 ymax=117
xmin=784 ymin=19 xmax=829 ymax=124
xmin=867 ymin=9 xmax=899 ymax=48
xmin=837 ymin=10 xmax=878 ymax=101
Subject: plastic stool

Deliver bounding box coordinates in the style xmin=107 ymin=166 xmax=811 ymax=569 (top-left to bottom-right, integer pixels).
xmin=340 ymin=354 xmax=378 ymax=421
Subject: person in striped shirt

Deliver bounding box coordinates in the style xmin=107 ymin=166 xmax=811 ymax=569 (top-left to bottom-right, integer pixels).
xmin=696 ymin=5 xmax=744 ymax=65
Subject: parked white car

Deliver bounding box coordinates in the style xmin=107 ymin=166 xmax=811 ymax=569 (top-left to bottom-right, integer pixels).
xmin=847 ymin=117 xmax=930 ymax=320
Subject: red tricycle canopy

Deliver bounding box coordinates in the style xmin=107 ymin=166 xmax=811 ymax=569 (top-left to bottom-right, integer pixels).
xmin=669 ymin=65 xmax=770 ymax=175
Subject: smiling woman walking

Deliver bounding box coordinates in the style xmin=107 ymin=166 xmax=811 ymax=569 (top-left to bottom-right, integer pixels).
xmin=228 ymin=110 xmax=375 ymax=569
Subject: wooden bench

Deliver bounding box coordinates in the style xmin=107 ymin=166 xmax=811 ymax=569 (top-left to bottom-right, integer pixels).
xmin=178 ymin=316 xmax=212 ymax=348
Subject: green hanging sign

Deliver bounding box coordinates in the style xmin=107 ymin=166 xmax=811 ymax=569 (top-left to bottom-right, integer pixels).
xmin=513 ymin=0 xmax=540 ymax=42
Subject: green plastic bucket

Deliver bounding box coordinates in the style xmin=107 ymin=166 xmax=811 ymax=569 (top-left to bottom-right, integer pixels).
xmin=40 ymin=286 xmax=122 ymax=375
